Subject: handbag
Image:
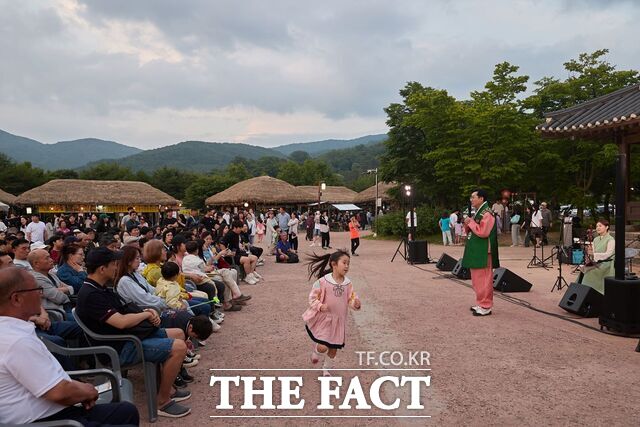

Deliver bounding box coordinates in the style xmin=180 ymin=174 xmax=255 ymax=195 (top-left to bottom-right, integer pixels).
xmin=120 ymin=300 xmax=159 ymax=340
xmin=302 ymin=281 xmax=326 ymax=322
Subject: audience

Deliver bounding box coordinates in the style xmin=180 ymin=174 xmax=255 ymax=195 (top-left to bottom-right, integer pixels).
xmin=0 ymin=267 xmax=140 ymax=425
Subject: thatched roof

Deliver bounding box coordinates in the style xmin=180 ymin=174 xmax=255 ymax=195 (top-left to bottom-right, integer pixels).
xmin=297 ymin=186 xmax=358 ymax=204
xmin=353 ymin=182 xmax=397 ymax=204
xmin=205 ymin=176 xmax=315 ymax=206
xmin=15 ymin=179 xmax=179 ymax=206
xmin=0 ymin=188 xmax=17 ymax=205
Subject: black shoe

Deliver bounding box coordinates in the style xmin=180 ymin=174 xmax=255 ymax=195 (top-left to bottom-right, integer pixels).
xmin=180 ymin=367 xmax=194 ymax=383
xmin=174 ymin=375 xmax=187 ymax=388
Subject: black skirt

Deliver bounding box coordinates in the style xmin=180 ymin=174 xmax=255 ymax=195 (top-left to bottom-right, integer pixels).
xmin=305 ymin=324 xmax=344 ymax=349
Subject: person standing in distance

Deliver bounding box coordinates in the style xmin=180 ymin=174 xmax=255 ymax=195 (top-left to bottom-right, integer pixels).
xmin=462 ymin=189 xmax=500 ymax=316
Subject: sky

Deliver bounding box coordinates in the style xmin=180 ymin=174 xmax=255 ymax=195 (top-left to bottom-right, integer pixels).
xmin=1 ymin=0 xmax=639 ymax=149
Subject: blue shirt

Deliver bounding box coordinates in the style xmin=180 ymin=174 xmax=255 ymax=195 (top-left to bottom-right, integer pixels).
xmin=276 ymin=239 xmax=291 ymax=256
xmin=277 ymin=212 xmax=291 ymax=232
xmin=439 ymin=218 xmax=451 ymax=232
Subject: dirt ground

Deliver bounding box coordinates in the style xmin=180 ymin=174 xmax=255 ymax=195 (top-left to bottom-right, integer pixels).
xmin=131 ymin=231 xmax=640 ymax=426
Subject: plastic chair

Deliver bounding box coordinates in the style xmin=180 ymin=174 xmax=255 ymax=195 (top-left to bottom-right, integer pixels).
xmin=40 ymin=337 xmax=133 ymax=405
xmin=72 ymin=308 xmax=159 ymax=422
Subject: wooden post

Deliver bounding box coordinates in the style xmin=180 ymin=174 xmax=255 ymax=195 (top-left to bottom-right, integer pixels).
xmin=615 ymin=134 xmax=627 ymax=280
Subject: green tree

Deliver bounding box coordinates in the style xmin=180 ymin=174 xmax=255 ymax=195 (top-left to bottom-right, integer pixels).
xmin=289 ymin=150 xmax=311 ymax=164
xmin=149 ymin=167 xmax=198 ymax=200
xmin=183 ymin=174 xmax=235 ymax=209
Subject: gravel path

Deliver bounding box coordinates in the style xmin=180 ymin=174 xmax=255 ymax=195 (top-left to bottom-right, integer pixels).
xmin=133 ymin=232 xmax=639 ymax=426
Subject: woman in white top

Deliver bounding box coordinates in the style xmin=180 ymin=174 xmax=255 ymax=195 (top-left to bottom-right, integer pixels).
xmin=530 ymin=206 xmax=544 ymax=247
xmin=288 ymin=212 xmax=300 ymax=251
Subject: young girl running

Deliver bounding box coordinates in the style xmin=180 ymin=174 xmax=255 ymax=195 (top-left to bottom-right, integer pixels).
xmin=303 ymin=250 xmax=361 ymax=376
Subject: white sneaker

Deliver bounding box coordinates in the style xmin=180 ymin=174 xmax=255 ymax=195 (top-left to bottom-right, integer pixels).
xmin=252 ymin=271 xmax=263 ymax=280
xmin=469 ymin=305 xmax=480 ymax=312
xmin=209 ymin=319 xmax=222 ymax=331
xmin=248 ymin=272 xmax=261 ymax=282
xmin=472 ymin=307 xmax=492 ymax=316
xmin=244 ymin=275 xmax=258 ymax=285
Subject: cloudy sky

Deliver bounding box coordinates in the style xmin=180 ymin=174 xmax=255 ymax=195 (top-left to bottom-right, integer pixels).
xmin=1 ymin=0 xmax=639 ymax=149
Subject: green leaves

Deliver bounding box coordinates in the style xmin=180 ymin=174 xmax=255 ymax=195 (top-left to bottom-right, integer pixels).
xmin=380 ymin=50 xmax=640 ymax=213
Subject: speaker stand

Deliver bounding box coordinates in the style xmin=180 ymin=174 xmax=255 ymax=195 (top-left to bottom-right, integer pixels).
xmin=527 ymin=244 xmax=549 ymax=269
xmin=551 ymin=247 xmax=569 ymax=292
xmin=391 ymin=237 xmax=409 ymax=263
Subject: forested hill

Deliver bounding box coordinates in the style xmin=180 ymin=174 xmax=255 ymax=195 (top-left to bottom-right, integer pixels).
xmin=83 ymin=140 xmax=284 ymax=173
xmin=0 ymin=130 xmax=141 ymax=170
xmin=274 ymin=134 xmax=386 ymax=155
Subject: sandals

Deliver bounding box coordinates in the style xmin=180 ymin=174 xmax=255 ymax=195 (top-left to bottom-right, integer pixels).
xmin=158 ymin=400 xmax=191 ymax=418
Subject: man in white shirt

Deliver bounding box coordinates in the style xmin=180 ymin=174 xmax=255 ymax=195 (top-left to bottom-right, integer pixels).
xmin=25 ymin=214 xmax=48 ymax=244
xmin=449 ymin=210 xmax=459 ymax=242
xmin=0 ymin=267 xmax=139 ymax=425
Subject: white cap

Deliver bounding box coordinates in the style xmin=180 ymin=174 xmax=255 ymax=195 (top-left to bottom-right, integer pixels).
xmin=30 ymin=242 xmax=49 ymax=251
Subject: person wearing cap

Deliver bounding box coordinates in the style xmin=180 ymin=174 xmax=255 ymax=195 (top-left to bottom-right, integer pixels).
xmin=26 ymin=214 xmax=48 ymax=244
xmin=75 ymin=247 xmax=192 ymax=418
xmin=0 ymin=267 xmax=140 ymax=426
xmin=123 ymin=235 xmax=140 ymax=248
xmin=540 ymin=202 xmax=553 ymax=245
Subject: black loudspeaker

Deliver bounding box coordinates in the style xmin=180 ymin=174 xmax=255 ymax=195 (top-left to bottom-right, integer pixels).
xmin=559 ymin=282 xmax=603 ymax=318
xmin=408 ymin=240 xmax=428 ymax=264
xmin=452 ymin=259 xmax=471 ymax=280
xmin=492 ymin=268 xmax=532 ymax=292
xmin=436 ymin=253 xmax=457 ymax=271
xmin=599 ymin=278 xmax=640 ymax=333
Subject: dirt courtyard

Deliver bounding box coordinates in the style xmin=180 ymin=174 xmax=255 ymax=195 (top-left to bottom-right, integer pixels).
xmin=137 ymin=231 xmax=639 ymax=426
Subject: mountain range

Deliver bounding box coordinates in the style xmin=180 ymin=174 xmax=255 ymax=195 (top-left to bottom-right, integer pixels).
xmin=0 ymin=129 xmax=386 ymax=172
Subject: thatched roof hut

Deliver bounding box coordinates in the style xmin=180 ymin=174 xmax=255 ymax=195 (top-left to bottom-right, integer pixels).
xmin=15 ymin=179 xmax=179 ymax=213
xmin=353 ymin=182 xmax=397 ymax=204
xmin=0 ymin=188 xmax=17 ymax=205
xmin=297 ymin=186 xmax=358 ymax=204
xmin=205 ymin=176 xmax=315 ymax=206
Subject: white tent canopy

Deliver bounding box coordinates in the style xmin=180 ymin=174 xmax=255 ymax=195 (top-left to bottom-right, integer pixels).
xmin=0 ymin=201 xmax=9 ymax=211
xmin=331 ymin=204 xmax=361 ymax=211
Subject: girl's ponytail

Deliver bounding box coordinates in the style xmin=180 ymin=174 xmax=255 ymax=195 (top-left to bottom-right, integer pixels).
xmin=306 ymin=249 xmax=350 ymax=280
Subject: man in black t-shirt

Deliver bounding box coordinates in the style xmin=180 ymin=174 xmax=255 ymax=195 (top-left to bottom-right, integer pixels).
xmin=75 ymin=247 xmax=191 ymax=418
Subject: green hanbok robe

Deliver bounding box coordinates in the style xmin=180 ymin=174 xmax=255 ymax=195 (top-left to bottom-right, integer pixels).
xmin=580 ymin=233 xmax=615 ymax=295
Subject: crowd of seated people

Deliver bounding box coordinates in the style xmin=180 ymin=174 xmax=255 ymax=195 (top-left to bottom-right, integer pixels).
xmin=0 ymin=206 xmax=272 ymax=423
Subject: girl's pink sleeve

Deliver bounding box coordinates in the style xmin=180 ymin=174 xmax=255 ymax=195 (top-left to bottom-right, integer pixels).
xmin=308 ymin=280 xmax=323 ymax=311
xmin=467 ymin=213 xmax=495 ymax=238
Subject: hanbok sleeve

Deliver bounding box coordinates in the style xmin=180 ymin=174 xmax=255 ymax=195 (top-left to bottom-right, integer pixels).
xmin=467 ymin=213 xmax=495 ymax=239
xmin=593 ymin=239 xmax=615 ymax=262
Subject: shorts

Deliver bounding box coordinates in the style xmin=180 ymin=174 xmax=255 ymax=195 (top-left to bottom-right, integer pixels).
xmin=119 ymin=328 xmax=173 ymax=365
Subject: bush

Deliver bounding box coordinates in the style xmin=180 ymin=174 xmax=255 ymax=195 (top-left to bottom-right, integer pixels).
xmin=374 ymin=205 xmax=442 ymax=237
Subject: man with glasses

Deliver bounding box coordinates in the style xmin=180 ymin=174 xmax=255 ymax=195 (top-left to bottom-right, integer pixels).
xmin=0 ymin=267 xmax=139 ymax=425
xmin=462 ymin=189 xmax=500 ymax=316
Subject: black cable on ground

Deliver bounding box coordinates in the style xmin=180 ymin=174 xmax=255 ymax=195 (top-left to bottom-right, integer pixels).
xmin=411 ymin=263 xmax=640 ymax=339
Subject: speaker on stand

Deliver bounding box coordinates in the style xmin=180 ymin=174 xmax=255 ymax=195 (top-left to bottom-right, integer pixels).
xmin=408 ymin=240 xmax=428 ymax=264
